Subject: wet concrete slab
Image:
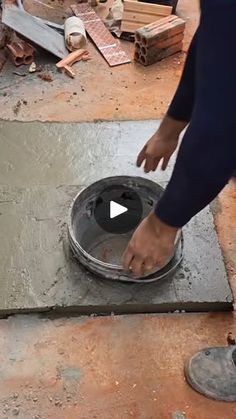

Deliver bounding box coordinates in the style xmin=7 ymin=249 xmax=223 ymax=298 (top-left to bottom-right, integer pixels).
xmin=0 ymin=120 xmax=233 ymax=314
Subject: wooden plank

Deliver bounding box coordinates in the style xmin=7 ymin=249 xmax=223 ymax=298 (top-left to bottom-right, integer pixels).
xmin=122 ymin=11 xmax=164 ymax=24
xmin=121 ymin=15 xmax=164 ymax=33
xmin=123 ymin=0 xmax=172 ymax=15
xmin=2 ymin=4 xmax=68 ymax=59
xmin=121 ymin=0 xmax=172 ymax=33
xmin=122 ymin=20 xmax=161 ymax=33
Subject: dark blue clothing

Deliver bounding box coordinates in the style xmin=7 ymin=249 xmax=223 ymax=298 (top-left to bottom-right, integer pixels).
xmin=155 ymin=0 xmax=236 ymax=227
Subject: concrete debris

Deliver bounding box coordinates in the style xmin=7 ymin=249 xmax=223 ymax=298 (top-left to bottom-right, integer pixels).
xmin=12 ymin=407 xmax=20 ymax=416
xmin=37 ymin=72 xmax=53 ymax=82
xmin=54 ymin=399 xmax=63 ymax=407
xmin=29 ymin=63 xmax=43 ymax=74
xmin=172 ymin=412 xmax=186 ymax=419
xmin=227 ymin=332 xmax=236 ymax=345
xmin=13 ymin=99 xmax=27 ymax=115
xmin=13 ymin=100 xmax=22 ymax=116
xmin=29 ymin=62 xmax=37 ymax=73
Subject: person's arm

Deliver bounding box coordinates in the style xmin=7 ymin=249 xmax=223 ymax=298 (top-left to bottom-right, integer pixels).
xmin=156 ymin=1 xmax=236 ymax=227
xmin=122 ymin=1 xmax=236 ymax=277
xmin=136 ymin=29 xmax=198 ymax=174
xmin=167 ymin=28 xmax=198 ymax=123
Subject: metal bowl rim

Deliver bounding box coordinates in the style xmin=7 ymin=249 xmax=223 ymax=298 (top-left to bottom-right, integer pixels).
xmin=67 ymin=176 xmax=180 ymax=276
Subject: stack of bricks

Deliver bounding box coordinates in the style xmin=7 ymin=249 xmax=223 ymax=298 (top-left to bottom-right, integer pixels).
xmin=134 ymin=15 xmax=185 ymax=66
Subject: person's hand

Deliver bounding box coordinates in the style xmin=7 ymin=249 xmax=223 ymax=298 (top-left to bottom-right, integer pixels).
xmin=137 ymin=130 xmax=179 ymax=173
xmin=122 ymin=212 xmax=178 ymax=277
xmin=137 ymin=115 xmax=187 ymax=173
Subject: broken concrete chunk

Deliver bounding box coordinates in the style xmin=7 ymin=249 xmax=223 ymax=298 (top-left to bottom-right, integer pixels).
xmin=29 ymin=62 xmax=37 ymax=73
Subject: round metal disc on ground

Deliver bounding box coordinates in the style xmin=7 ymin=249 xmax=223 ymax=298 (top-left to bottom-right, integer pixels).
xmin=68 ymin=176 xmax=183 ymax=283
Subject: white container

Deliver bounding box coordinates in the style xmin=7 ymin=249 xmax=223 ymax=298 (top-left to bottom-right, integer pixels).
xmin=64 ymin=16 xmax=87 ymax=51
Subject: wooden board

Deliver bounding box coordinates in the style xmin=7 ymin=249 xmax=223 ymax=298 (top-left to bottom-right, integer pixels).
xmin=121 ymin=0 xmax=172 ymax=33
xmin=121 ymin=17 xmax=163 ymax=33
xmin=123 ymin=1 xmax=172 ymax=15
xmin=2 ymin=4 xmax=68 ymax=59
xmin=123 ymin=10 xmax=165 ymax=25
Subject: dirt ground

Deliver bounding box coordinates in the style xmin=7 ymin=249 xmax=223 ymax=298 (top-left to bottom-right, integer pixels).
xmin=1 ymin=313 xmax=236 ymax=419
xmin=0 ymin=0 xmax=199 ymax=122
xmin=1 ymin=1 xmax=236 ymax=418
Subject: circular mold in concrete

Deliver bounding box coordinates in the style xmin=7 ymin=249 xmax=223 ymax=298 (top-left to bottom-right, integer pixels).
xmin=68 ymin=176 xmax=183 ymax=283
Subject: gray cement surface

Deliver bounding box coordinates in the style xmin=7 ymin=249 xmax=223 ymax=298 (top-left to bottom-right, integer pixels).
xmin=0 ymin=121 xmax=233 ymax=314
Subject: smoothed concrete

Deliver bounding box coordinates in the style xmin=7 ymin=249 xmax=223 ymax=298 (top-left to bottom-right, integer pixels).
xmin=0 ymin=121 xmax=233 ymax=314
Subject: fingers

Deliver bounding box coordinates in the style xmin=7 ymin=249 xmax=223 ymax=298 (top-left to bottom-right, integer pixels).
xmin=152 ymin=157 xmax=161 ymax=172
xmin=161 ymin=156 xmax=170 ymax=171
xmin=144 ymin=157 xmax=156 ymax=173
xmin=137 ymin=145 xmax=161 ymax=172
xmin=127 ymin=257 xmax=157 ymax=278
xmin=137 ymin=148 xmax=167 ymax=173
xmin=144 ymin=157 xmax=162 ymax=173
xmin=130 ymin=256 xmax=143 ymax=277
xmin=143 ymin=257 xmax=156 ymax=274
xmin=146 ymin=156 xmax=170 ymax=173
xmin=123 ymin=248 xmax=157 ymax=278
xmin=136 ymin=145 xmax=147 ymax=167
xmin=122 ymin=246 xmax=134 ymax=272
xmin=122 ymin=243 xmax=144 ymax=278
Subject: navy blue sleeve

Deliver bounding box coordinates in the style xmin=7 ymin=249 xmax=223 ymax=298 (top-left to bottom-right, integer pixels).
xmin=167 ymin=29 xmax=198 ymax=123
xmin=155 ymin=0 xmax=236 ymax=227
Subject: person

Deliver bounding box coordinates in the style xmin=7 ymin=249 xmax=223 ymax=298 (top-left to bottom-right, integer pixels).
xmin=122 ymin=0 xmax=236 ymax=401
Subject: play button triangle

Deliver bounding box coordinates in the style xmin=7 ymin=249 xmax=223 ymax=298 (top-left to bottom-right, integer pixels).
xmin=110 ymin=200 xmax=128 ymax=219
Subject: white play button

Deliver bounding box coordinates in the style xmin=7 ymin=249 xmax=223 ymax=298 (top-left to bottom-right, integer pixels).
xmin=110 ymin=200 xmax=128 ymax=219
xmin=94 ymin=184 xmax=142 ymax=234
